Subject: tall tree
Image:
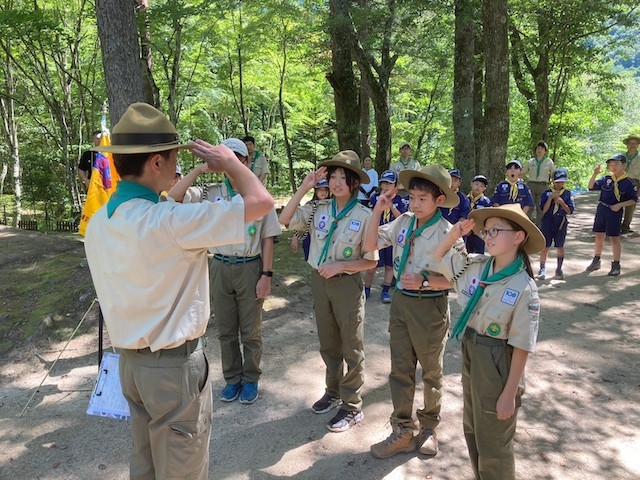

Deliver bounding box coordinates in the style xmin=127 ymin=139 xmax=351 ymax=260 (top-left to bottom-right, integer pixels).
xmin=96 ymin=0 xmax=147 ymax=123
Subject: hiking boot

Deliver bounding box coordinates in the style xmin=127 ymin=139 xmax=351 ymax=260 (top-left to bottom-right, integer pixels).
xmin=312 ymin=393 xmax=342 ymax=414
xmin=370 ymin=424 xmax=416 ymax=459
xmin=607 ymin=262 xmax=621 ymax=276
xmin=620 ymin=227 xmax=633 ymax=235
xmin=380 ymin=290 xmax=392 ymax=303
xmin=326 ymin=409 xmax=364 ymax=432
xmin=553 ymin=269 xmax=564 ymax=280
xmin=364 ymin=286 xmax=371 ymax=299
xmin=586 ymin=258 xmax=601 ymax=272
xmin=220 ymin=384 xmax=241 ymax=402
xmin=239 ymin=382 xmax=259 ymax=404
xmin=536 ymin=267 xmax=546 ymax=279
xmin=415 ymin=428 xmax=439 ymax=456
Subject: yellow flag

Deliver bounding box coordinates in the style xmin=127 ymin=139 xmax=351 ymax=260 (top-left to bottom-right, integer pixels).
xmin=78 ymin=133 xmax=120 ymax=236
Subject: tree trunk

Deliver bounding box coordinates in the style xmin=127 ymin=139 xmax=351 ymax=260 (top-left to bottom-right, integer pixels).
xmin=453 ymin=0 xmax=477 ymax=186
xmin=481 ymin=0 xmax=509 ymax=188
xmin=277 ymin=37 xmax=295 ymax=192
xmin=326 ymin=0 xmax=360 ymax=153
xmin=138 ymin=2 xmax=160 ymax=108
xmin=0 ymin=47 xmax=20 ymax=224
xmin=96 ymin=0 xmax=147 ymax=124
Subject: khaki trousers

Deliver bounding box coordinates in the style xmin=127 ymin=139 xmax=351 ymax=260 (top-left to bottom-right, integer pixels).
xmin=310 ymin=269 xmax=365 ymax=411
xmin=209 ymin=258 xmax=263 ymax=384
xmin=388 ymin=292 xmax=450 ymax=430
xmin=622 ymin=178 xmax=640 ymax=231
xmin=527 ymin=181 xmax=548 ymax=225
xmin=119 ymin=341 xmax=212 ymax=480
xmin=462 ymin=330 xmax=524 ymax=480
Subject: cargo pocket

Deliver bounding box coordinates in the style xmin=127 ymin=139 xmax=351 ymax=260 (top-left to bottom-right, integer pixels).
xmin=167 ymin=414 xmax=212 ymax=478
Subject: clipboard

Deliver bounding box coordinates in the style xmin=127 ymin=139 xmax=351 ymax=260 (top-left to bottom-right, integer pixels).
xmin=87 ymin=352 xmax=131 ymax=420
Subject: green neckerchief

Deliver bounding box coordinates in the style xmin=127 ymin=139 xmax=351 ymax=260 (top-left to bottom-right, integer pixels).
xmin=398 ymin=157 xmax=412 ymax=168
xmin=396 ymin=210 xmax=442 ymax=279
xmin=625 ymin=150 xmax=638 ymax=167
xmin=535 ymin=155 xmax=548 ymax=178
xmin=317 ymin=197 xmax=359 ymax=265
xmin=107 ymin=180 xmax=159 ymax=218
xmin=250 ymin=151 xmax=260 ymax=172
xmin=224 ymin=177 xmax=236 ymax=197
xmin=451 ymin=254 xmax=525 ymax=340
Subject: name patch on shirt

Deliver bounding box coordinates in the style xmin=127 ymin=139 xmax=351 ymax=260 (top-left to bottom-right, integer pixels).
xmin=348 ymin=219 xmax=362 ymax=232
xmin=501 ymin=288 xmax=519 ymax=306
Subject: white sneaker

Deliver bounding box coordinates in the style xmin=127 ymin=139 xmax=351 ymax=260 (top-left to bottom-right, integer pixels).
xmin=326 ymin=409 xmax=364 ymax=432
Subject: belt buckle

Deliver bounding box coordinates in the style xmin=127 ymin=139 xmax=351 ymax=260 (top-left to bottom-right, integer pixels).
xmin=228 ymin=256 xmax=238 ymax=264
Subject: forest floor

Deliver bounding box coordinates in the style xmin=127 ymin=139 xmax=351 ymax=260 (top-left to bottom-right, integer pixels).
xmin=0 ymin=192 xmax=639 ymax=480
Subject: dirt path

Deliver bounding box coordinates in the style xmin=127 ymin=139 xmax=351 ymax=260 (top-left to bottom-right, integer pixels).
xmin=1 ymin=193 xmax=639 ymax=479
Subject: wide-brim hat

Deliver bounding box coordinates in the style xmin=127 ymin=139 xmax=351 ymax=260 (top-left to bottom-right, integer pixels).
xmin=469 ymin=204 xmax=545 ymax=254
xmin=93 ymin=103 xmax=192 ymax=154
xmin=320 ymin=150 xmax=370 ymax=184
xmin=622 ymin=134 xmax=640 ymax=145
xmin=398 ymin=165 xmax=460 ymax=209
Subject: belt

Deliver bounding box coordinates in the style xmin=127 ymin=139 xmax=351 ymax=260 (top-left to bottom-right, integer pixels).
xmin=213 ymin=254 xmax=260 ymax=264
xmin=400 ymin=289 xmax=448 ymax=298
xmin=464 ymin=328 xmax=507 ymax=347
xmin=130 ymin=337 xmax=207 ymax=357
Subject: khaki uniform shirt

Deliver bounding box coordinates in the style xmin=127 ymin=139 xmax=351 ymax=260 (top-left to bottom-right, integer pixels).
xmin=439 ymin=252 xmax=540 ymax=352
xmin=625 ymin=152 xmax=640 ymax=180
xmin=522 ymin=156 xmax=555 ymax=183
xmin=85 ymin=196 xmax=245 ymax=351
xmin=251 ymin=152 xmax=270 ymax=179
xmin=289 ymin=199 xmax=377 ymax=271
xmin=184 ymin=182 xmax=281 ymax=255
xmin=389 ymin=158 xmax=420 ymax=174
xmin=376 ymin=212 xmax=463 ymax=290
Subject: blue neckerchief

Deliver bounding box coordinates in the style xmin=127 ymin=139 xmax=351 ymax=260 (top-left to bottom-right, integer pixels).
xmin=107 ymin=180 xmax=159 ymax=218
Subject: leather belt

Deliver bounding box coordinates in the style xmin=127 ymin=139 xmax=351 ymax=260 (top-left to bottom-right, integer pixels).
xmin=400 ymin=289 xmax=449 ymax=298
xmin=213 ymin=254 xmax=260 ymax=264
xmin=464 ymin=328 xmax=507 ymax=347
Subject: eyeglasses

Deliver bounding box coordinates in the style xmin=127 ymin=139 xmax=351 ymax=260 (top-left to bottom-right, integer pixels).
xmin=478 ymin=227 xmax=516 ymax=239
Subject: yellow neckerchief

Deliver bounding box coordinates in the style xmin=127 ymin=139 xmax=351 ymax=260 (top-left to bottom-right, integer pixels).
xmin=612 ymin=172 xmax=629 ymax=202
xmin=468 ymin=192 xmax=483 ymax=210
xmin=383 ymin=207 xmax=392 ymax=223
xmin=552 ymin=188 xmax=565 ymax=214
xmin=505 ymin=178 xmax=519 ymax=201
xmin=449 ymin=188 xmax=459 ymax=215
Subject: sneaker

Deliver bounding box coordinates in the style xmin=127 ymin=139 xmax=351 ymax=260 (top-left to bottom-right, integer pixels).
xmin=312 ymin=393 xmax=342 ymax=414
xmin=326 ymin=409 xmax=364 ymax=432
xmin=586 ymin=258 xmax=601 ymax=272
xmin=220 ymin=384 xmax=241 ymax=402
xmin=607 ymin=262 xmax=621 ymax=276
xmin=536 ymin=267 xmax=546 ymax=279
xmin=364 ymin=286 xmax=371 ymax=299
xmin=415 ymin=428 xmax=439 ymax=456
xmin=553 ymin=269 xmax=564 ymax=280
xmin=239 ymin=382 xmax=259 ymax=404
xmin=621 ymin=227 xmax=633 ymax=235
xmin=370 ymin=424 xmax=416 ymax=459
xmin=380 ymin=290 xmax=392 ymax=303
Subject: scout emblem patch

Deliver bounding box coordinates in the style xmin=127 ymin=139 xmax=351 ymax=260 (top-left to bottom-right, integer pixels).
xmin=487 ymin=323 xmax=501 ymax=336
xmin=317 ymin=214 xmax=329 ymax=232
xmin=248 ymin=225 xmax=257 ymax=237
xmin=397 ymin=226 xmax=408 ymax=246
xmin=343 ymin=247 xmax=353 ymax=258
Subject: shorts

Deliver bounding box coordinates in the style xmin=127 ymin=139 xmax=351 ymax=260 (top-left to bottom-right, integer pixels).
xmin=593 ymin=203 xmax=622 ymax=237
xmin=377 ymin=245 xmax=394 ymax=267
xmin=541 ymin=225 xmax=567 ymax=248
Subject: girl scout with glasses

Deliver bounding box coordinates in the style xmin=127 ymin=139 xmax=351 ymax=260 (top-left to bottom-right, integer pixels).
xmin=279 ymin=151 xmax=378 ymax=433
xmin=434 ymin=204 xmax=544 ymax=480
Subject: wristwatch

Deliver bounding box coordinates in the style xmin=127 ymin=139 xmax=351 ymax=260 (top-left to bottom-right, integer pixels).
xmin=261 ymin=271 xmax=273 ymax=277
xmin=421 ymin=273 xmax=429 ymax=288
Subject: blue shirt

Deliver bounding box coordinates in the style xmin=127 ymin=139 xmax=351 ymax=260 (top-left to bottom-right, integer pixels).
xmin=440 ymin=191 xmax=471 ymax=224
xmin=369 ymin=192 xmax=408 ymax=225
xmin=590 ymin=175 xmax=638 ymax=206
xmin=468 ymin=193 xmax=492 ymax=211
xmin=491 ymin=180 xmax=534 ymax=208
xmin=540 ymin=189 xmax=575 ymax=230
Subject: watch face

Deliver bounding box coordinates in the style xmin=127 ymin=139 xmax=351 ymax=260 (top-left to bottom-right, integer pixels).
xmin=422 ymin=280 xmax=429 ymax=287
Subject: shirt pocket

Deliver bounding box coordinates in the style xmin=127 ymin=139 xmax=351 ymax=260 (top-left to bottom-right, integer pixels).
xmin=334 ymin=229 xmax=361 ymax=261
xmin=478 ymin=304 xmax=510 ymax=338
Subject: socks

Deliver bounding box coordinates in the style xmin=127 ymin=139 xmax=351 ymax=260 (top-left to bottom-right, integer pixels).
xmin=381 ymin=284 xmax=390 ymax=293
xmin=557 ymin=257 xmax=564 ymax=270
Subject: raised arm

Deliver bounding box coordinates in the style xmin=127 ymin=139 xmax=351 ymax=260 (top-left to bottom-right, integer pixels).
xmin=190 ymin=140 xmax=274 ymax=222
xmin=278 ymin=167 xmax=327 ymax=226
xmin=363 ymin=187 xmax=397 ymax=253
xmin=168 ymin=163 xmax=209 ymax=202
xmin=433 ymin=219 xmax=475 ymax=262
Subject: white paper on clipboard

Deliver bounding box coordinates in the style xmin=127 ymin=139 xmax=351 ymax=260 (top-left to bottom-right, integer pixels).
xmin=87 ymin=352 xmax=131 ymax=420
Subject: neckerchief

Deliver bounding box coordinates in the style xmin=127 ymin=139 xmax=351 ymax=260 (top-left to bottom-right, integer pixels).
xmin=535 ymin=155 xmax=548 ymax=179
xmin=612 ymin=172 xmax=629 ymax=202
xmin=396 ymin=210 xmax=442 ymax=278
xmin=383 ymin=207 xmax=392 ymax=223
xmin=468 ymin=192 xmax=483 ymax=211
xmin=625 ymin=150 xmax=639 ymax=168
xmin=552 ymin=188 xmax=565 ymax=214
xmin=250 ymin=151 xmax=260 ymax=173
xmin=107 ymin=181 xmax=159 ymax=218
xmin=451 ymin=254 xmax=525 ymax=340
xmin=224 ymin=177 xmax=236 ymax=198
xmin=317 ymin=197 xmax=359 ymax=265
xmin=505 ymin=178 xmax=519 ymax=202
xmin=398 ymin=157 xmax=412 ymax=168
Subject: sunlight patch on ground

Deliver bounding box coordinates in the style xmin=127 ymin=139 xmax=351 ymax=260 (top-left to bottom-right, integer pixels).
xmin=264 ymin=296 xmax=289 ymax=310
xmin=611 ymin=437 xmax=640 ymax=475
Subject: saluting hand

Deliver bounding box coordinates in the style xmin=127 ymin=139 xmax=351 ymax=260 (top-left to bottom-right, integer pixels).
xmin=302 ymin=167 xmax=328 ymax=191
xmin=190 ymin=140 xmax=239 ymax=173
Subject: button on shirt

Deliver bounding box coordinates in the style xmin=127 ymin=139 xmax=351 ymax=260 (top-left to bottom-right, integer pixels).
xmin=439 ymin=252 xmax=539 ymax=352
xmin=85 ymin=196 xmax=245 ymax=351
xmin=183 ymin=182 xmax=281 ymax=256
xmin=376 ymin=213 xmax=463 ymax=290
xmin=289 ymin=199 xmax=378 ymax=271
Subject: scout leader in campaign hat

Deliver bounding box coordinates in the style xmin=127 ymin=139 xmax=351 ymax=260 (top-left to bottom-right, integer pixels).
xmin=622 ymin=134 xmax=640 ymax=146
xmin=320 ymin=150 xmax=371 ymax=184
xmin=92 ymin=103 xmax=193 ymax=154
xmin=469 ymin=203 xmax=545 ymax=254
xmin=399 ymin=164 xmax=460 ymax=208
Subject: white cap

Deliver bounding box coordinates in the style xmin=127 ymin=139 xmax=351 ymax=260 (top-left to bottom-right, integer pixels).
xmin=222 ymin=138 xmax=249 ymax=158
